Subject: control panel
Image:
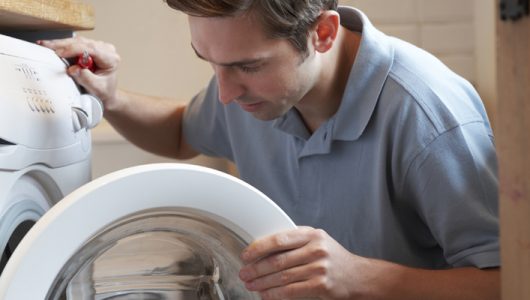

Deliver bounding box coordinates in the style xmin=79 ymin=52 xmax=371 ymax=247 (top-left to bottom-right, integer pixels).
xmin=0 ymin=33 xmax=102 ymax=169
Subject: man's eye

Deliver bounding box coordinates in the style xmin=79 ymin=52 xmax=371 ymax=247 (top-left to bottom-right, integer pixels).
xmin=239 ymin=65 xmax=261 ymax=73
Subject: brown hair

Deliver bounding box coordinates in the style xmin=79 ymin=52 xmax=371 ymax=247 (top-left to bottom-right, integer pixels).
xmin=164 ymin=0 xmax=338 ymax=54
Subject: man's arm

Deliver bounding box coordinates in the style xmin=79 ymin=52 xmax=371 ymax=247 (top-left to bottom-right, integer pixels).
xmin=240 ymin=227 xmax=500 ymax=300
xmin=39 ymin=37 xmax=199 ymax=160
xmin=104 ymin=89 xmax=198 ymax=160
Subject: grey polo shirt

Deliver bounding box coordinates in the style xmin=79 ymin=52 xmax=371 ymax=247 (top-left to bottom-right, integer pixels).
xmin=183 ymin=7 xmax=499 ymax=269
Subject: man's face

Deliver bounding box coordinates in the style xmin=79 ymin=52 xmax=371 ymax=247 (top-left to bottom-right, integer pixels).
xmin=189 ymin=13 xmax=319 ymax=121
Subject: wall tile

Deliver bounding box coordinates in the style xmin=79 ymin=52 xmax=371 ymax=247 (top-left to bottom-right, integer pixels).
xmin=421 ymin=23 xmax=475 ymax=54
xmin=342 ymin=0 xmax=418 ymax=23
xmin=378 ymin=24 xmax=421 ymax=45
xmin=419 ymin=0 xmax=474 ymax=22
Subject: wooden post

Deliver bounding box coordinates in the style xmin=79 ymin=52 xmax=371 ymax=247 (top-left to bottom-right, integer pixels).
xmin=496 ymin=9 xmax=530 ymax=300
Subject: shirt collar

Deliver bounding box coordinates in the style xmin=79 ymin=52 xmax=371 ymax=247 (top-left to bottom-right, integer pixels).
xmin=332 ymin=7 xmax=395 ymax=141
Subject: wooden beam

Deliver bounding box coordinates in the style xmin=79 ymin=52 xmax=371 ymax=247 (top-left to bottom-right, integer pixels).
xmin=496 ymin=13 xmax=530 ymax=300
xmin=0 ymin=0 xmax=94 ymax=31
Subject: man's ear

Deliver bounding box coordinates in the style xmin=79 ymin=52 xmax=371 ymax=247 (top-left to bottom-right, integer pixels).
xmin=312 ymin=10 xmax=340 ymax=53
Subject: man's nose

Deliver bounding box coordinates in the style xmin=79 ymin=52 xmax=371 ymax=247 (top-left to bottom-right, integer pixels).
xmin=215 ymin=66 xmax=244 ymax=105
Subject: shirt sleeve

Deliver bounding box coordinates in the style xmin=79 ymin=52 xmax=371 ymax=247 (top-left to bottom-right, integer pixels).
xmin=182 ymin=77 xmax=234 ymax=161
xmin=402 ymin=121 xmax=499 ymax=269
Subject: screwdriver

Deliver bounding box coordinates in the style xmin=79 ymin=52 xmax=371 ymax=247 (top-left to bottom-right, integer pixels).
xmin=77 ymin=50 xmax=96 ymax=72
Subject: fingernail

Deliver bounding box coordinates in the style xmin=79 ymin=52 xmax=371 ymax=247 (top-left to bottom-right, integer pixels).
xmin=245 ymin=281 xmax=256 ymax=290
xmin=241 ymin=249 xmax=251 ymax=261
xmin=68 ymin=67 xmax=80 ymax=77
xmin=239 ymin=269 xmax=251 ymax=281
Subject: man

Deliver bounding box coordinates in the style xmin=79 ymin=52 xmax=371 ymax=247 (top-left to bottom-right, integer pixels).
xmin=40 ymin=1 xmax=500 ymax=299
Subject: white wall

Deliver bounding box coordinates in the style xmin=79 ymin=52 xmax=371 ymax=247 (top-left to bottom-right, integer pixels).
xmin=82 ymin=0 xmax=497 ymax=178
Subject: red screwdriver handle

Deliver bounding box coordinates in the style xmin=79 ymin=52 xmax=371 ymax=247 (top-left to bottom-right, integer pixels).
xmin=77 ymin=50 xmax=96 ymax=72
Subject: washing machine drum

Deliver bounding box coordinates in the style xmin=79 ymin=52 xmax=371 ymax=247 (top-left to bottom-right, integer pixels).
xmin=0 ymin=164 xmax=296 ymax=299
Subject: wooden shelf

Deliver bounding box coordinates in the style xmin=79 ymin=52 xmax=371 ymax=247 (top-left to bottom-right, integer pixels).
xmin=0 ymin=0 xmax=94 ymax=31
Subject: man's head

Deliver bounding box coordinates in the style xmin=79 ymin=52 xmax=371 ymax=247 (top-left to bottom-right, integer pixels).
xmin=167 ymin=0 xmax=344 ymax=122
xmin=165 ymin=0 xmax=338 ymax=56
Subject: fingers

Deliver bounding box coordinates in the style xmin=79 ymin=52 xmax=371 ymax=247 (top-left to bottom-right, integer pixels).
xmin=37 ymin=37 xmax=78 ymax=49
xmin=240 ymin=227 xmax=343 ymax=299
xmin=38 ymin=37 xmax=90 ymax=60
xmin=240 ymin=232 xmax=331 ymax=279
xmin=258 ymin=277 xmax=328 ymax=300
xmin=243 ymin=260 xmax=327 ymax=292
xmin=67 ymin=65 xmax=99 ymax=94
xmin=38 ymin=37 xmax=120 ymax=71
xmin=241 ymin=226 xmax=316 ymax=264
xmin=38 ymin=36 xmax=120 ymax=103
xmin=240 ymin=246 xmax=308 ymax=281
xmin=38 ymin=36 xmax=86 ymax=46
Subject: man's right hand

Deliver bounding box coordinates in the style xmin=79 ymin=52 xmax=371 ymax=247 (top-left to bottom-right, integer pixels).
xmin=39 ymin=36 xmax=121 ymax=111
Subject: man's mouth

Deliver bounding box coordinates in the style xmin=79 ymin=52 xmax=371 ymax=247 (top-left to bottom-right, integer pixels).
xmin=237 ymin=101 xmax=263 ymax=112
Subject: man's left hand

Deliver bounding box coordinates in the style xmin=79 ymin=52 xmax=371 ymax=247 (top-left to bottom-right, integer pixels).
xmin=239 ymin=226 xmax=369 ymax=299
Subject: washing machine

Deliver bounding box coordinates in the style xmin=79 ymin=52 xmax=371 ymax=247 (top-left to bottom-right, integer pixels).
xmin=0 ymin=163 xmax=296 ymax=299
xmin=0 ymin=35 xmax=102 ymax=276
xmin=0 ymin=34 xmax=297 ymax=299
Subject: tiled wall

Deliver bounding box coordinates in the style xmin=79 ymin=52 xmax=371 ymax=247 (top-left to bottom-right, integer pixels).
xmin=341 ymin=0 xmax=476 ymax=85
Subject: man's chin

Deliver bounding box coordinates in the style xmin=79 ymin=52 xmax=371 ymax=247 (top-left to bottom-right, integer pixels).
xmin=248 ymin=110 xmax=282 ymax=121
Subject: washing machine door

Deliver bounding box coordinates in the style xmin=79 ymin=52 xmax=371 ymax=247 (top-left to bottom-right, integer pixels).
xmin=0 ymin=163 xmax=296 ymax=299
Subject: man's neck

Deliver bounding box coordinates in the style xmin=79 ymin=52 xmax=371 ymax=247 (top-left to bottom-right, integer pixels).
xmin=296 ymin=26 xmax=361 ymax=134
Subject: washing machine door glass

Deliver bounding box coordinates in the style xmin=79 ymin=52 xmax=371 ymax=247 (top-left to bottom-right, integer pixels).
xmin=0 ymin=164 xmax=296 ymax=299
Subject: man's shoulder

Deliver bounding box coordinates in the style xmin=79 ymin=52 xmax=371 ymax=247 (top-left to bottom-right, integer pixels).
xmin=381 ymin=44 xmax=488 ymax=135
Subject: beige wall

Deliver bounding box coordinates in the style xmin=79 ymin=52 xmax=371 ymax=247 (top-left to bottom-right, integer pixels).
xmin=474 ymin=0 xmax=497 ymax=123
xmin=82 ymin=0 xmax=212 ymax=100
xmin=82 ymin=0 xmax=220 ymax=178
xmin=83 ymin=0 xmax=497 ymax=177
